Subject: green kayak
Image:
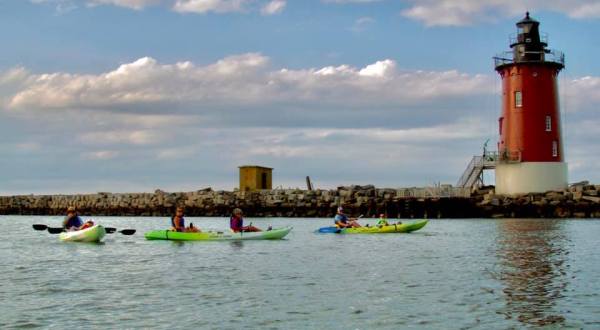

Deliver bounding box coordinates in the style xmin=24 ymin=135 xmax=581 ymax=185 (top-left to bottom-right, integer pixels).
xmin=340 ymin=219 xmax=428 ymax=234
xmin=145 ymin=226 xmax=292 ymax=241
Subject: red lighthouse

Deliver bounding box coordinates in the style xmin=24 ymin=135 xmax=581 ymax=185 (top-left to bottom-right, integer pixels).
xmin=494 ymin=13 xmax=567 ymax=195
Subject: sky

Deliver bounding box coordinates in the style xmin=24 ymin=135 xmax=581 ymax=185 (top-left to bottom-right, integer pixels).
xmin=1 ymin=0 xmax=599 ymax=194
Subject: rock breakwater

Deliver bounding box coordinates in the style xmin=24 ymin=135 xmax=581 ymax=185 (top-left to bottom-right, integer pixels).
xmin=1 ymin=184 xmax=599 ymax=218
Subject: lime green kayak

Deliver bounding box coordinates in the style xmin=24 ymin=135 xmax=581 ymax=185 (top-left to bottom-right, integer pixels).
xmin=339 ymin=219 xmax=428 ymax=234
xmin=144 ymin=227 xmax=292 ymax=241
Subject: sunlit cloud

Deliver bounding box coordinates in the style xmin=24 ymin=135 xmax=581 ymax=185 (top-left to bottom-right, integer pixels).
xmin=401 ymin=0 xmax=600 ymax=26
xmin=261 ymin=0 xmax=285 ymax=15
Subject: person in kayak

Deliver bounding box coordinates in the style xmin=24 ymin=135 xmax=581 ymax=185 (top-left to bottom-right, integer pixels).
xmin=334 ymin=207 xmax=361 ymax=228
xmin=62 ymin=206 xmax=95 ymax=231
xmin=171 ymin=207 xmax=200 ymax=232
xmin=230 ymin=208 xmax=261 ymax=232
xmin=63 ymin=206 xmax=83 ymax=230
xmin=377 ymin=213 xmax=389 ymax=226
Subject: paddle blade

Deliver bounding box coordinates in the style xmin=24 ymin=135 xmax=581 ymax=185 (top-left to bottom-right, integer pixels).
xmin=32 ymin=224 xmax=48 ymax=231
xmin=47 ymin=227 xmax=64 ymax=234
xmin=104 ymin=227 xmax=116 ymax=234
xmin=119 ymin=229 xmax=136 ymax=235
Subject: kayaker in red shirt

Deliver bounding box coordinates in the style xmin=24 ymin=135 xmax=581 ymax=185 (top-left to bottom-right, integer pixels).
xmin=230 ymin=208 xmax=261 ymax=232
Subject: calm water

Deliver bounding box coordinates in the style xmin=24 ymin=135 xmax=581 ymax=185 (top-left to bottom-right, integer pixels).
xmin=1 ymin=216 xmax=599 ymax=329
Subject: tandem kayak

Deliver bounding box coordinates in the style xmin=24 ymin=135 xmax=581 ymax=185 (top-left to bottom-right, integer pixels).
xmin=59 ymin=224 xmax=106 ymax=242
xmin=144 ymin=227 xmax=293 ymax=241
xmin=318 ymin=220 xmax=428 ymax=234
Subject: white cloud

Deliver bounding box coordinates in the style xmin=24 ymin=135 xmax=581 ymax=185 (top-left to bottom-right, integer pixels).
xmin=173 ymin=0 xmax=249 ymax=13
xmin=564 ymin=76 xmax=600 ymax=112
xmin=401 ymin=0 xmax=600 ymax=26
xmin=261 ymin=0 xmax=286 ymax=15
xmin=156 ymin=146 xmax=198 ymax=159
xmin=79 ymin=130 xmax=167 ymax=145
xmin=87 ymin=0 xmax=160 ymax=10
xmin=2 ymin=54 xmax=491 ymax=113
xmin=31 ymin=0 xmax=286 ymax=14
xmin=81 ymin=150 xmax=120 ymax=160
xmin=568 ymin=2 xmax=600 ymax=18
xmin=30 ymin=0 xmax=160 ymax=11
xmin=358 ymin=59 xmax=395 ymax=77
xmin=323 ymin=0 xmax=383 ymax=3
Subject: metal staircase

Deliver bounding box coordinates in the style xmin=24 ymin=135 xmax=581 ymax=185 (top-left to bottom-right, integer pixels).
xmin=457 ymin=153 xmax=498 ymax=189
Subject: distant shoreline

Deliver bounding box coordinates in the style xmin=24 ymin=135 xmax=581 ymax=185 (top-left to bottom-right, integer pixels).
xmin=1 ymin=185 xmax=599 ymax=218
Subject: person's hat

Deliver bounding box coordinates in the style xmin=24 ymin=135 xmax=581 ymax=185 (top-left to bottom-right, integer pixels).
xmin=337 ymin=206 xmax=344 ymax=212
xmin=67 ymin=206 xmax=76 ymax=212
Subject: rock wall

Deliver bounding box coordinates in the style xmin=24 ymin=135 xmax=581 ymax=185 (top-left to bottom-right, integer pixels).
xmin=1 ymin=184 xmax=599 ymax=218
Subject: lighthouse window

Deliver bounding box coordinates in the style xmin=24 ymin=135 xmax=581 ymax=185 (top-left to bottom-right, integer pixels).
xmin=545 ymin=116 xmax=552 ymax=131
xmin=515 ymin=91 xmax=523 ymax=107
xmin=552 ymin=141 xmax=558 ymax=157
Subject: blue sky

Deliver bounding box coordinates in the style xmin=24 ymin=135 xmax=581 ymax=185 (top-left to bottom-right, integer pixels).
xmin=1 ymin=0 xmax=599 ymax=194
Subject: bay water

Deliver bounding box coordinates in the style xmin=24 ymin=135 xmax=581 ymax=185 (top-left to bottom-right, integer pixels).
xmin=1 ymin=216 xmax=599 ymax=329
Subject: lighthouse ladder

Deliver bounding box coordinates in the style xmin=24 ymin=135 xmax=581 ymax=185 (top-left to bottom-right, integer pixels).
xmin=456 ymin=155 xmax=497 ymax=189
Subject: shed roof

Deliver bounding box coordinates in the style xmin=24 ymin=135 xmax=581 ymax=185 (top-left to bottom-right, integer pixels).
xmin=239 ymin=165 xmax=274 ymax=170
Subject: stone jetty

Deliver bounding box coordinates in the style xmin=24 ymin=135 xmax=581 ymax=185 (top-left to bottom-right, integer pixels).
xmin=1 ymin=184 xmax=599 ymax=218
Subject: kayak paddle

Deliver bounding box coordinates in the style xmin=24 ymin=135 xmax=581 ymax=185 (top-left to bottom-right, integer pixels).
xmin=34 ymin=224 xmax=135 ymax=235
xmin=47 ymin=227 xmax=65 ymax=234
xmin=33 ymin=224 xmax=64 ymax=233
xmin=32 ymin=224 xmax=48 ymax=231
xmin=105 ymin=227 xmax=136 ymax=235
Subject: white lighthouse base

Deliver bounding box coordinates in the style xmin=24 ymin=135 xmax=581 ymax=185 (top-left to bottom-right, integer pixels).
xmin=495 ymin=162 xmax=568 ymax=195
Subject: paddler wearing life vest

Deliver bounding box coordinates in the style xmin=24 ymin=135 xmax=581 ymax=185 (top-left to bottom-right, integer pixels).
xmin=334 ymin=206 xmax=361 ymax=228
xmin=171 ymin=207 xmax=200 ymax=232
xmin=377 ymin=213 xmax=389 ymax=226
xmin=229 ymin=208 xmax=261 ymax=232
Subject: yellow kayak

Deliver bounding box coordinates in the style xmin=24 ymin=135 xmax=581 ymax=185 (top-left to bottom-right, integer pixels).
xmin=318 ymin=220 xmax=428 ymax=234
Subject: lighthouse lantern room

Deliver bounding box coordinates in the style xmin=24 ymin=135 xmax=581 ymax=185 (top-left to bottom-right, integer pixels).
xmin=493 ymin=12 xmax=567 ymax=195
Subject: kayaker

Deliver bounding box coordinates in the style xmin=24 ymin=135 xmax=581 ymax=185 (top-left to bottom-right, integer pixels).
xmin=171 ymin=207 xmax=200 ymax=232
xmin=334 ymin=207 xmax=361 ymax=228
xmin=230 ymin=208 xmax=261 ymax=232
xmin=377 ymin=213 xmax=389 ymax=226
xmin=63 ymin=206 xmax=84 ymax=230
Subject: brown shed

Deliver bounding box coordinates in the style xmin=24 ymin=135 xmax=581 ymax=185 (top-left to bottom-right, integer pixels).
xmin=239 ymin=165 xmax=273 ymax=191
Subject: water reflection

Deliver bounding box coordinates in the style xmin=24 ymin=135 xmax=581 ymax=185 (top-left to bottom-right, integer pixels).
xmin=230 ymin=241 xmax=244 ymax=250
xmin=495 ymin=219 xmax=569 ymax=327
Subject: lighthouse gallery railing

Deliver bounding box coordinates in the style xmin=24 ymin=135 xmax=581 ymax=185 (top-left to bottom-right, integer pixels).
xmin=493 ymin=49 xmax=564 ymax=67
